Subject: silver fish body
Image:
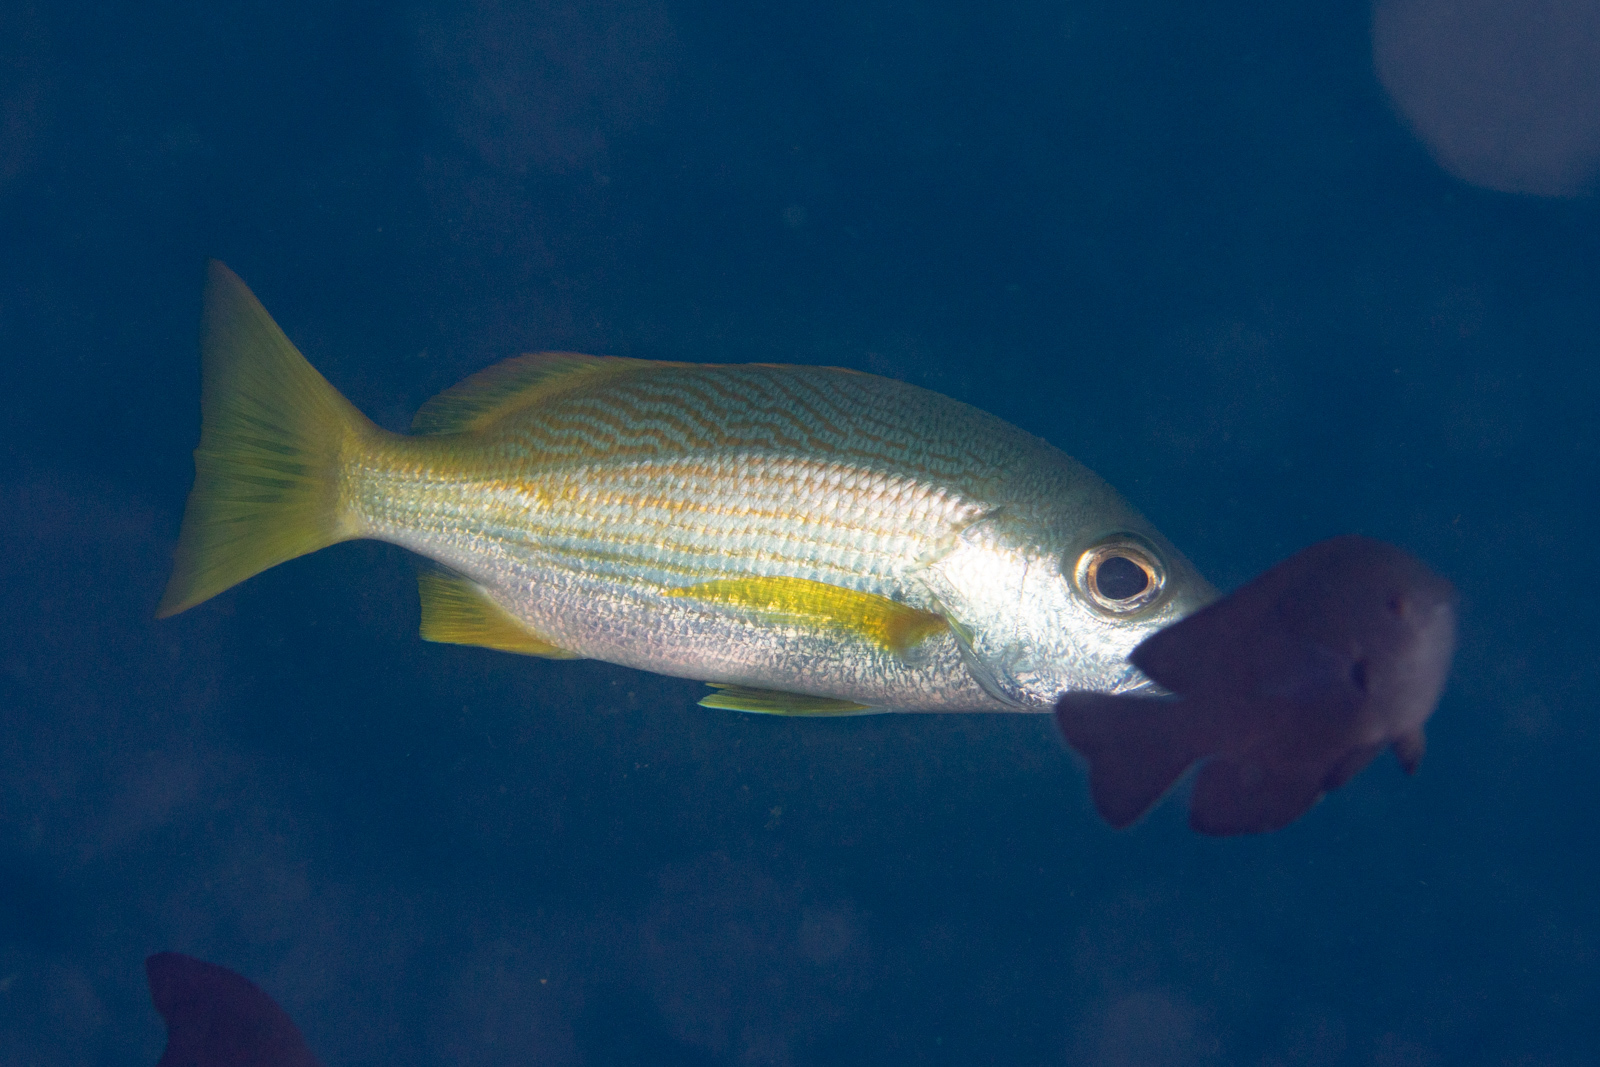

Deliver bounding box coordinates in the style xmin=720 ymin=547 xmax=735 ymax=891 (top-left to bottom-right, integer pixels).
xmin=162 ymin=264 xmax=1215 ymax=713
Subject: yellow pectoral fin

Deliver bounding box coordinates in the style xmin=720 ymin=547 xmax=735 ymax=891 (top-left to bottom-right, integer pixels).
xmin=667 ymin=576 xmax=948 ymax=657
xmin=417 ymin=566 xmax=580 ymax=659
xmin=699 ymin=684 xmax=878 ymax=716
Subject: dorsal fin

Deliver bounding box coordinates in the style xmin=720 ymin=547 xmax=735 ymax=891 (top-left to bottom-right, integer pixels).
xmin=699 ymin=684 xmax=877 ymax=716
xmin=417 ymin=565 xmax=580 ymax=658
xmin=410 ymin=352 xmax=651 ymax=436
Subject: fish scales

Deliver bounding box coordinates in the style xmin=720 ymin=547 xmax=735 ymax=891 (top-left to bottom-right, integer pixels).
xmin=160 ymin=263 xmax=1215 ymax=713
xmin=345 ymin=368 xmax=1023 ymax=704
xmin=360 ymin=367 xmax=1010 ymax=584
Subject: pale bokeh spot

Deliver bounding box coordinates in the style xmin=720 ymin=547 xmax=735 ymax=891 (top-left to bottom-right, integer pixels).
xmin=1373 ymin=0 xmax=1600 ymax=196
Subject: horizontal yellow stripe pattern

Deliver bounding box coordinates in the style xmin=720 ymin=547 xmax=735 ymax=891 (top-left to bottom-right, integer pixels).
xmin=347 ymin=363 xmax=1043 ymax=595
xmin=330 ymin=360 xmax=1101 ymax=711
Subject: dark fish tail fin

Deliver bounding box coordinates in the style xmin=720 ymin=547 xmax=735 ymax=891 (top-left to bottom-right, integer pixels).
xmin=158 ymin=262 xmax=380 ymax=618
xmin=146 ymin=952 xmax=322 ymax=1067
xmin=1054 ymin=693 xmax=1213 ymax=829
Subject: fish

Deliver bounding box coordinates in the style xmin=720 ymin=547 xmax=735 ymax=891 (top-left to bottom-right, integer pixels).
xmin=1055 ymin=535 xmax=1457 ymax=834
xmin=158 ymin=261 xmax=1213 ymax=713
xmin=146 ymin=952 xmax=322 ymax=1067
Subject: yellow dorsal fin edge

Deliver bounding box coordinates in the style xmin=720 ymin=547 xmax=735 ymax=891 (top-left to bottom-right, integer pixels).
xmin=411 ymin=352 xmax=655 ymax=436
xmin=417 ymin=565 xmax=579 ymax=659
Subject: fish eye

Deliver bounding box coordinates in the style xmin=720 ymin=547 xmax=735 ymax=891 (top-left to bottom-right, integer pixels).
xmin=1096 ymin=555 xmax=1148 ymax=599
xmin=1073 ymin=536 xmax=1166 ymax=615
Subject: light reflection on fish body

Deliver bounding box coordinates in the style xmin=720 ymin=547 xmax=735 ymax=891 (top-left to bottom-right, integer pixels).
xmin=159 ymin=263 xmax=1213 ymax=714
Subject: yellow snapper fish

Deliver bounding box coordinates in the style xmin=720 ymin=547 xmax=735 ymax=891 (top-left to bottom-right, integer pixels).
xmin=158 ymin=262 xmax=1215 ymax=714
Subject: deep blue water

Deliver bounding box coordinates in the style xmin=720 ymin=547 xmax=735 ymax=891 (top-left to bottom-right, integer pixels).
xmin=2 ymin=2 xmax=1597 ymax=1064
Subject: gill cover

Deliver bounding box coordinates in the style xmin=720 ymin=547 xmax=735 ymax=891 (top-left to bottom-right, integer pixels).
xmin=917 ymin=513 xmax=1184 ymax=707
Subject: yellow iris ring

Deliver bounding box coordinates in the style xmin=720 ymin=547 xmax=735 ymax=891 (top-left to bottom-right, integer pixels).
xmin=1074 ymin=536 xmax=1167 ymax=615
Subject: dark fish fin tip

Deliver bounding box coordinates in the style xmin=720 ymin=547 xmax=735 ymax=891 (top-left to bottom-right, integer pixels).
xmin=1392 ymin=726 xmax=1426 ymax=775
xmin=146 ymin=951 xmax=323 ymax=1067
xmin=1055 ymin=693 xmax=1211 ymax=830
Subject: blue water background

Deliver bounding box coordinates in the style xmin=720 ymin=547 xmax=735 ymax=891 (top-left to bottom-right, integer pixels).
xmin=1 ymin=2 xmax=1595 ymax=1063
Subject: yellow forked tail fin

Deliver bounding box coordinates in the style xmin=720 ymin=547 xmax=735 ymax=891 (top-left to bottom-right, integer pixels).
xmin=157 ymin=261 xmax=377 ymax=618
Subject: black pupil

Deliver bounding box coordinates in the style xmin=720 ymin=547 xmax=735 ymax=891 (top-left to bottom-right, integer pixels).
xmin=1095 ymin=555 xmax=1149 ymax=600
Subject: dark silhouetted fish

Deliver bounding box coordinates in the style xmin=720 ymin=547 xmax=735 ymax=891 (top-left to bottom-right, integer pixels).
xmin=1055 ymin=536 xmax=1456 ymax=835
xmin=146 ymin=952 xmax=322 ymax=1067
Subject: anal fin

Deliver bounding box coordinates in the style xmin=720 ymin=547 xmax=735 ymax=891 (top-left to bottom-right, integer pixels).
xmin=417 ymin=565 xmax=580 ymax=659
xmin=699 ymin=684 xmax=878 ymax=717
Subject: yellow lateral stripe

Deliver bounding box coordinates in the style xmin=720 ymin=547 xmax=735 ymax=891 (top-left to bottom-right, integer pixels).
xmin=667 ymin=576 xmax=947 ymax=655
xmin=699 ymin=684 xmax=877 ymax=716
xmin=417 ymin=566 xmax=580 ymax=659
